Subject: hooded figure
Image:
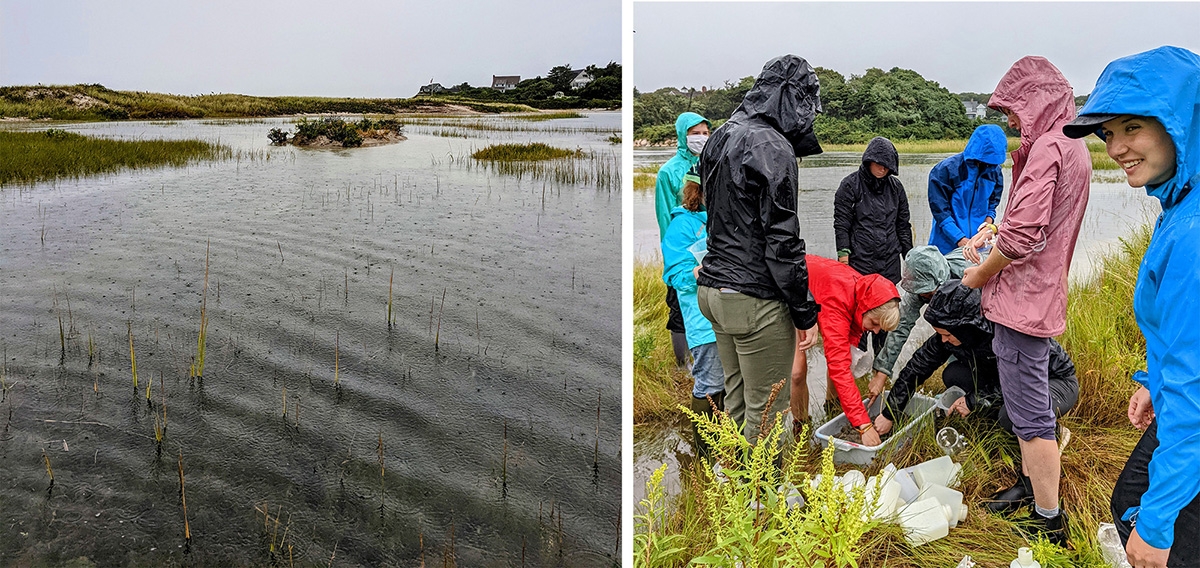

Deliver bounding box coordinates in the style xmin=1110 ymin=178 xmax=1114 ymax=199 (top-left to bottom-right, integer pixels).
xmin=871 ymin=245 xmax=970 ymax=381
xmin=879 ymin=280 xmax=1077 ymax=431
xmin=696 ymin=55 xmax=823 ymax=441
xmin=833 ymin=136 xmax=913 ymax=282
xmin=806 ymin=255 xmax=900 ymax=429
xmin=654 ymin=112 xmax=711 ymax=237
xmin=927 ymin=124 xmax=1009 ymax=254
xmin=1065 ymin=46 xmax=1200 ymax=560
xmin=655 ymin=112 xmax=710 ymax=367
xmin=981 ymin=56 xmax=1091 ymax=338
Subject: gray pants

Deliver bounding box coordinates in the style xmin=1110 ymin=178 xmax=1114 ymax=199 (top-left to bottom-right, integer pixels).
xmin=697 ymin=286 xmax=794 ymax=442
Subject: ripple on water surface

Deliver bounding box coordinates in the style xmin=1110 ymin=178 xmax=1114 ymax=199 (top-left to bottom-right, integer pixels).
xmin=0 ymin=114 xmax=621 ymax=566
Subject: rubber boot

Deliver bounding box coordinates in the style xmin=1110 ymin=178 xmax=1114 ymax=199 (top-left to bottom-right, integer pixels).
xmin=1026 ymin=507 xmax=1068 ymax=547
xmin=671 ymin=332 xmax=691 ymax=370
xmin=691 ymin=390 xmax=725 ymax=461
xmin=984 ymin=472 xmax=1034 ymax=515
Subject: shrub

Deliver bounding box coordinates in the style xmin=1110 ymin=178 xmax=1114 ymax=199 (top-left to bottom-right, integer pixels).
xmin=267 ymin=128 xmax=289 ymax=145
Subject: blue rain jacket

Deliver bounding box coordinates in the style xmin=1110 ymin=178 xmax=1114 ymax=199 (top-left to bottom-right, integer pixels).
xmin=927 ymin=124 xmax=1008 ymax=253
xmin=662 ymin=207 xmax=715 ymax=348
xmin=1081 ymin=46 xmax=1200 ymax=550
xmin=654 ymin=112 xmax=710 ymax=239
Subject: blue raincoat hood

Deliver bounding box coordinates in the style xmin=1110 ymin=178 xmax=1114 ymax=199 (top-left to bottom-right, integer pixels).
xmin=1077 ymin=46 xmax=1200 ymax=208
xmin=674 ymin=112 xmax=710 ymax=166
xmin=962 ymin=124 xmax=1008 ymax=165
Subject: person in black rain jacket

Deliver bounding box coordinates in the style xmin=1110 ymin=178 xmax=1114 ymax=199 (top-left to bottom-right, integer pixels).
xmin=874 ymin=280 xmax=1078 ymax=514
xmin=696 ymin=54 xmax=823 ymax=442
xmin=833 ymin=137 xmax=913 ymax=283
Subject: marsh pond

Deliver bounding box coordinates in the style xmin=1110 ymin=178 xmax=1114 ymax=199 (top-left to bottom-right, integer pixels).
xmin=0 ymin=112 xmax=621 ymax=566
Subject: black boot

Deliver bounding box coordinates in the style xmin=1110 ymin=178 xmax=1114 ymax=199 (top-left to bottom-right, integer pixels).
xmin=984 ymin=473 xmax=1034 ymax=515
xmin=690 ymin=391 xmax=724 ymax=461
xmin=1025 ymin=507 xmax=1069 ymax=547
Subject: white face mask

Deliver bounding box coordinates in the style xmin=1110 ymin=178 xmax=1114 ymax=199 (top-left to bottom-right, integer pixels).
xmin=686 ymin=134 xmax=708 ymax=156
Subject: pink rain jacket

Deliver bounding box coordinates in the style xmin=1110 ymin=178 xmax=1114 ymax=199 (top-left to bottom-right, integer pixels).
xmin=983 ymin=57 xmax=1091 ymax=337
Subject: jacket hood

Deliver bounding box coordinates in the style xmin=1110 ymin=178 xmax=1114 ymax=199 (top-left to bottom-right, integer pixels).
xmin=988 ymin=57 xmax=1076 ymax=177
xmin=854 ymin=273 xmax=900 ymax=325
xmin=1075 ymin=46 xmax=1200 ymax=209
xmin=728 ymin=54 xmax=823 ymax=158
xmin=900 ymin=245 xmax=950 ymax=294
xmin=963 ymin=124 xmax=1008 ymax=165
xmin=674 ymin=112 xmax=710 ymax=164
xmin=862 ymin=136 xmax=899 ymax=175
xmin=924 ymin=279 xmax=992 ymax=346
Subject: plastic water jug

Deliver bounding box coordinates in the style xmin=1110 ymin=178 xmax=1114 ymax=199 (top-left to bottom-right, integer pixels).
xmin=1010 ymin=547 xmax=1041 ymax=568
xmin=916 ymin=482 xmax=967 ymax=528
xmin=898 ymin=497 xmax=952 ymax=546
xmin=911 ymin=455 xmax=961 ymax=488
xmin=866 ymin=474 xmax=902 ymax=520
xmin=894 ymin=465 xmax=921 ymax=504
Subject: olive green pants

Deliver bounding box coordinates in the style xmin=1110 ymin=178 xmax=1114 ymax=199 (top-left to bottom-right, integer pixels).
xmin=697 ymin=286 xmax=795 ymax=443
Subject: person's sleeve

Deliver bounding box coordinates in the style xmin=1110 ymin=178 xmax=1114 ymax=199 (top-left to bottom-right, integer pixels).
xmin=987 ymin=165 xmax=1004 ymax=221
xmin=654 ymin=165 xmax=681 ymax=239
xmin=749 ymin=141 xmax=819 ymax=330
xmin=833 ymin=178 xmax=854 ymax=255
xmin=822 ymin=310 xmax=870 ymax=427
xmin=897 ymin=182 xmax=913 ymax=254
xmin=881 ymin=336 xmax=947 ymax=422
xmin=873 ymin=293 xmax=921 ymax=377
xmin=1130 ymin=227 xmax=1200 ymax=550
xmin=994 ymin=143 xmax=1059 ymax=261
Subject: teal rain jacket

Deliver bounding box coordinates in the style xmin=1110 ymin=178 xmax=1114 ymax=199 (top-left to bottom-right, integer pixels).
xmin=873 ymin=245 xmax=970 ymax=377
xmin=927 ymin=124 xmax=1008 ymax=253
xmin=1079 ymin=46 xmax=1200 ymax=550
xmin=654 ymin=112 xmax=710 ymax=239
xmin=662 ymin=207 xmax=715 ymax=348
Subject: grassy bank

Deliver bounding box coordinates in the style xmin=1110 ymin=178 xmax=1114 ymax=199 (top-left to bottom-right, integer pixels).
xmin=0 ymin=129 xmax=232 ymax=186
xmin=634 ymin=227 xmax=1152 ymax=566
xmin=0 ymin=84 xmax=536 ymax=121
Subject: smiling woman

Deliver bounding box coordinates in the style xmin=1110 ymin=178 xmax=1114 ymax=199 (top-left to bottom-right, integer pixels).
xmin=1098 ymin=116 xmax=1177 ymax=187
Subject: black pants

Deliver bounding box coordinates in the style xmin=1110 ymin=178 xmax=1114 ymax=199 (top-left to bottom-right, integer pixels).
xmin=939 ymin=359 xmax=1078 ymax=435
xmin=858 ymin=330 xmax=888 ymax=357
xmin=1111 ymin=420 xmax=1200 ymax=566
xmin=665 ymin=286 xmax=685 ymax=333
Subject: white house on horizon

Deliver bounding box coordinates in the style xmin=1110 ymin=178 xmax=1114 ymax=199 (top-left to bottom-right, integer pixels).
xmin=570 ymin=70 xmax=593 ymax=90
xmin=491 ymin=75 xmax=520 ymax=92
xmin=962 ymin=100 xmax=988 ymax=120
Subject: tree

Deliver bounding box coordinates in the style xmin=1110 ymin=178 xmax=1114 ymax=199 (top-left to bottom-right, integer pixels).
xmin=548 ymin=64 xmax=576 ymax=91
xmin=580 ymin=76 xmax=619 ymax=100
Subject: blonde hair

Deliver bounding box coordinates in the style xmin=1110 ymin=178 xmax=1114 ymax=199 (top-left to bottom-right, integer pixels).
xmin=865 ymin=299 xmax=901 ymax=332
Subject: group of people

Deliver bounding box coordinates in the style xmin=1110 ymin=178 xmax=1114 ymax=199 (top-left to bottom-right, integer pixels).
xmin=654 ymin=46 xmax=1200 ymax=566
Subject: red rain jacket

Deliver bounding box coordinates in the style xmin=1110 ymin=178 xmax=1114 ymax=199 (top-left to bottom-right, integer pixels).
xmin=808 ymin=255 xmax=900 ymax=427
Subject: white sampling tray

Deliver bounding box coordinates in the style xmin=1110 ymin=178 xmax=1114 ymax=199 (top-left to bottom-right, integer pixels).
xmin=814 ymin=390 xmax=938 ymax=465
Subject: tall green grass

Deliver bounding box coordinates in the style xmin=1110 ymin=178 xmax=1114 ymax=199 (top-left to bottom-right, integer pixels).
xmin=471 ymin=143 xmax=580 ymax=161
xmin=0 ymin=129 xmax=231 ymax=186
xmin=633 ymin=226 xmax=1154 ymax=566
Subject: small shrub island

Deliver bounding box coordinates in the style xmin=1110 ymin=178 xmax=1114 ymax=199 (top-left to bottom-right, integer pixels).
xmin=268 ymin=117 xmax=406 ymax=148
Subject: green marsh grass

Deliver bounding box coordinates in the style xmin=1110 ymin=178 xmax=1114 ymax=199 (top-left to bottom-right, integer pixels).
xmin=510 ymin=111 xmax=586 ymax=121
xmin=471 ymin=143 xmax=580 ymax=161
xmin=190 ymin=242 xmax=210 ymax=379
xmin=0 ymin=129 xmax=232 ymax=186
xmin=633 ymin=226 xmax=1154 ymax=566
xmin=634 ymin=173 xmax=656 ymax=191
xmin=128 ymin=322 xmax=139 ymax=389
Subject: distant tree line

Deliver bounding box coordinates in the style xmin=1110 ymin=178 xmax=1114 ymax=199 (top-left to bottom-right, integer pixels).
xmin=635 ymin=66 xmax=1028 ymax=144
xmin=431 ymin=62 xmax=621 ymax=109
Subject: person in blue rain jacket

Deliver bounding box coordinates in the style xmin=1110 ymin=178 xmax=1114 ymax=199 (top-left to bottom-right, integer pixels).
xmin=662 ymin=166 xmax=724 ymax=459
xmin=655 ymin=111 xmax=711 ymax=369
xmin=927 ymin=124 xmax=1008 ymax=254
xmin=1062 ymin=46 xmax=1200 ymax=568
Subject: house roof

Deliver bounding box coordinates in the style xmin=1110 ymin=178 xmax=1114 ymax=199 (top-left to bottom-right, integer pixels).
xmin=492 ymin=75 xmax=520 ymax=86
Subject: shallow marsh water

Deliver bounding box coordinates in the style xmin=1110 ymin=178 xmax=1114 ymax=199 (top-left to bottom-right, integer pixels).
xmin=633 ymin=147 xmax=1159 ymax=502
xmin=0 ymin=114 xmax=620 ymax=566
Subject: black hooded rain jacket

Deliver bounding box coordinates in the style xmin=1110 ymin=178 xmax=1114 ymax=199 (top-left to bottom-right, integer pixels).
xmin=881 ymin=280 xmax=1077 ymax=422
xmin=696 ymin=55 xmax=823 ymax=330
xmin=833 ymin=137 xmax=913 ymax=282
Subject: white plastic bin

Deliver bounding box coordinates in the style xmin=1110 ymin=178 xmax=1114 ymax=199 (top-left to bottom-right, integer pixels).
xmin=814 ymin=390 xmax=938 ymax=465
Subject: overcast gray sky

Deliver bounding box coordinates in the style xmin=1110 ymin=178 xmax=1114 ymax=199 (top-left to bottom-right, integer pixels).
xmin=635 ymin=2 xmax=1200 ymax=95
xmin=0 ymin=0 xmax=620 ymax=97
